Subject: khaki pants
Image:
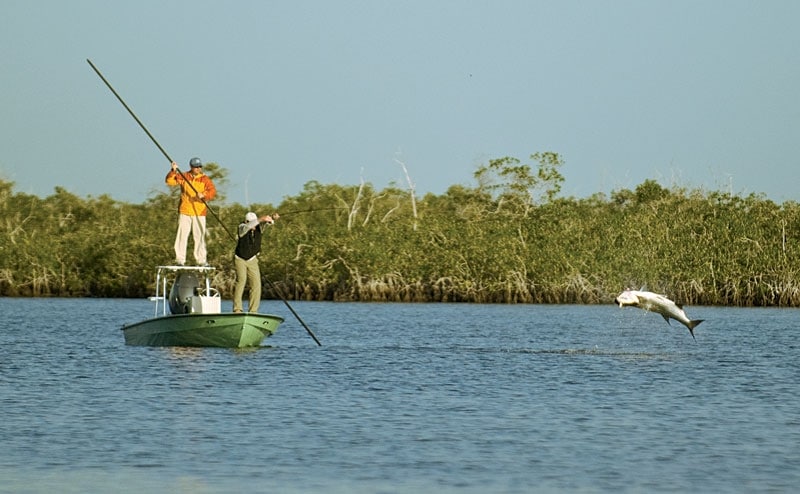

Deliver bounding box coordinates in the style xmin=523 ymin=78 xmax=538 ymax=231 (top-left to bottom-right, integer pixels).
xmin=174 ymin=214 xmax=207 ymax=265
xmin=233 ymin=255 xmax=261 ymax=312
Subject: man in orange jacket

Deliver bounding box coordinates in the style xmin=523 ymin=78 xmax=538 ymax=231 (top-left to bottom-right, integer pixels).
xmin=165 ymin=157 xmax=217 ymax=265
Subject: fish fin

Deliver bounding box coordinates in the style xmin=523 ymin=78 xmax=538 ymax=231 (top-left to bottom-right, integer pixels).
xmin=687 ymin=320 xmax=703 ymax=341
xmin=661 ymin=314 xmax=671 ymax=325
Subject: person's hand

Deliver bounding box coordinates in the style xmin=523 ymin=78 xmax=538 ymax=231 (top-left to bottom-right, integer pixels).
xmin=262 ymin=215 xmax=275 ymax=225
xmin=171 ymin=161 xmax=178 ymax=171
xmin=197 ymin=193 xmax=205 ymax=200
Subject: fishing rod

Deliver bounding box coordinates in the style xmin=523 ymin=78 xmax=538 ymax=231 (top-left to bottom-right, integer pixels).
xmin=276 ymin=206 xmax=348 ymax=216
xmin=87 ymin=59 xmax=321 ymax=346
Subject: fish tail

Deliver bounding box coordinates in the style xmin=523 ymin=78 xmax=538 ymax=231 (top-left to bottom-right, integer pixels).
xmin=687 ymin=319 xmax=704 ymax=341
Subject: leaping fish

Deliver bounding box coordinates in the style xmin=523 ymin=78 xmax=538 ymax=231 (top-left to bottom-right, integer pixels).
xmin=614 ymin=289 xmax=703 ymax=340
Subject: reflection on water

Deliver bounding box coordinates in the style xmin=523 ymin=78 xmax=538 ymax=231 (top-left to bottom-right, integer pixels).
xmin=0 ymin=298 xmax=798 ymax=493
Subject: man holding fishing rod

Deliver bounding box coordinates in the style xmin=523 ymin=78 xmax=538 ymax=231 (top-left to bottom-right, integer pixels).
xmin=165 ymin=158 xmax=217 ymax=266
xmin=233 ymin=211 xmax=278 ymax=313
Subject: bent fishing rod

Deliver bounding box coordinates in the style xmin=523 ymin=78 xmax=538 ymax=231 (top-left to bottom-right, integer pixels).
xmin=276 ymin=206 xmax=348 ymax=216
xmin=87 ymin=59 xmax=321 ymax=346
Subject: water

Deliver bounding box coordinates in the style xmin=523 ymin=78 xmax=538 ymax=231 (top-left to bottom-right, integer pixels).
xmin=0 ymin=298 xmax=797 ymax=493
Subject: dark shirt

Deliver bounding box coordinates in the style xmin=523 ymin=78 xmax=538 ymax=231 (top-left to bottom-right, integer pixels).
xmin=235 ymin=224 xmax=263 ymax=260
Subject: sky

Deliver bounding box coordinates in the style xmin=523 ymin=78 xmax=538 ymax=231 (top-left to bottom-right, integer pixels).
xmin=1 ymin=0 xmax=799 ymax=206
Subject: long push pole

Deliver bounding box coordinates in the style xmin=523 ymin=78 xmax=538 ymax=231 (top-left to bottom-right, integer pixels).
xmin=86 ymin=59 xmax=234 ymax=239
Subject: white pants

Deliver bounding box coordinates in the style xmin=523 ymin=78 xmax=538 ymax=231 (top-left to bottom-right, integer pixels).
xmin=174 ymin=214 xmax=207 ymax=265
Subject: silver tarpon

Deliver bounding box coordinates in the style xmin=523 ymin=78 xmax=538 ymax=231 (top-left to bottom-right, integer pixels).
xmin=614 ymin=289 xmax=703 ymax=340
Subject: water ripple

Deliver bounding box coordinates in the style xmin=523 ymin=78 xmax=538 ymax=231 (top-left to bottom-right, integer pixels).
xmin=0 ymin=299 xmax=797 ymax=492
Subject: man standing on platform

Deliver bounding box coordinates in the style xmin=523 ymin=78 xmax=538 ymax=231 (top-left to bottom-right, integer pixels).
xmin=165 ymin=157 xmax=217 ymax=266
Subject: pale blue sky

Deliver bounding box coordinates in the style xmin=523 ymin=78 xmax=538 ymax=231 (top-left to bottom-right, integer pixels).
xmin=1 ymin=0 xmax=798 ymax=206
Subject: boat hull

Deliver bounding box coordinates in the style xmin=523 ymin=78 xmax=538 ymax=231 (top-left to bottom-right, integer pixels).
xmin=122 ymin=312 xmax=285 ymax=348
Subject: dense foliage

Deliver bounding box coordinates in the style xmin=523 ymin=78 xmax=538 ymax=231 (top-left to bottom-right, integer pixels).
xmin=2 ymin=154 xmax=799 ymax=306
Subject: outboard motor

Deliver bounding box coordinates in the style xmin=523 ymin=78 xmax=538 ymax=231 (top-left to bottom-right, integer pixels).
xmin=168 ymin=272 xmax=201 ymax=314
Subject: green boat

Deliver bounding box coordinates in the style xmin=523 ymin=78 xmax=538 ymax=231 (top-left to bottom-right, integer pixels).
xmin=122 ymin=265 xmax=284 ymax=348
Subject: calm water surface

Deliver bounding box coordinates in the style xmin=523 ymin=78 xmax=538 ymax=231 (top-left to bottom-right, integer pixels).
xmin=0 ymin=298 xmax=798 ymax=493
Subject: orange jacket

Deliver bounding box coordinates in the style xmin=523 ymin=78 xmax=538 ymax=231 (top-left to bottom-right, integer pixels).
xmin=165 ymin=170 xmax=217 ymax=216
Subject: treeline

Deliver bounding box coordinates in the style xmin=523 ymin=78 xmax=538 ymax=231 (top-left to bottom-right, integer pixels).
xmin=2 ymin=153 xmax=800 ymax=306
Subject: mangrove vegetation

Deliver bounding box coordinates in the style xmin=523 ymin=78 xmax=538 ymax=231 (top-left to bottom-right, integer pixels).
xmin=2 ymin=153 xmax=800 ymax=306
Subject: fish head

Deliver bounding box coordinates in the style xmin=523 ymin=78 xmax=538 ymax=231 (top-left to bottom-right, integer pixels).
xmin=614 ymin=289 xmax=640 ymax=307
